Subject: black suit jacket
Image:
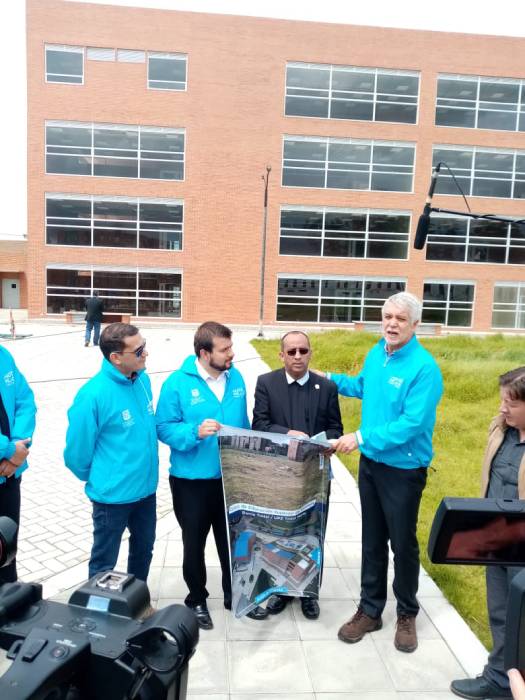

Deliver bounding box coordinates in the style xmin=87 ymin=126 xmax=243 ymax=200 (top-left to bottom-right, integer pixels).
xmin=85 ymin=296 xmax=104 ymax=322
xmin=252 ymin=369 xmax=343 ymax=439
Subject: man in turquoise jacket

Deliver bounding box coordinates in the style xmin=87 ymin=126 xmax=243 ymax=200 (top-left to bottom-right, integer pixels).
xmin=64 ymin=323 xmax=158 ymax=585
xmin=323 ymin=292 xmax=443 ymax=654
xmin=156 ymin=321 xmax=268 ymax=629
xmin=0 ymin=345 xmax=36 ymax=584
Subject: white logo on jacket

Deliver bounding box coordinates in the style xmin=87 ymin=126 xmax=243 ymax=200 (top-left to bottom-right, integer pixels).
xmin=232 ymin=387 xmax=245 ymax=399
xmin=388 ymin=376 xmax=404 ymax=389
xmin=121 ymin=408 xmax=135 ymax=426
xmin=3 ymin=371 xmax=14 ymax=386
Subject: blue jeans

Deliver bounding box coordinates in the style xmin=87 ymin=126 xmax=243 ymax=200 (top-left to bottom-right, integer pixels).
xmin=85 ymin=320 xmax=101 ymax=345
xmin=89 ymin=493 xmax=156 ymax=582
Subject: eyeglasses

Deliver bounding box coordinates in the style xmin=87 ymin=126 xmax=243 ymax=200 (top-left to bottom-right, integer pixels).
xmin=120 ymin=341 xmax=147 ymax=358
xmin=285 ymin=347 xmax=310 ymax=357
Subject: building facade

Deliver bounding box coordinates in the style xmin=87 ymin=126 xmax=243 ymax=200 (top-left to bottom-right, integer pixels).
xmin=25 ymin=0 xmax=525 ymax=331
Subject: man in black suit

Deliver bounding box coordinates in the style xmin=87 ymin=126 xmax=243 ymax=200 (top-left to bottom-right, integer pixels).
xmin=252 ymin=330 xmax=343 ymax=619
xmin=84 ymin=291 xmax=104 ymax=347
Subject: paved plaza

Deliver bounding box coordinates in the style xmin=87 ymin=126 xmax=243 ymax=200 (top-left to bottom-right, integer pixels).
xmin=0 ymin=322 xmax=487 ymax=697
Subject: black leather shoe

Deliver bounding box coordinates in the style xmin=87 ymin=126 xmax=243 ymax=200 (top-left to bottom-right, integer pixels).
xmin=451 ymin=676 xmax=512 ymax=699
xmin=186 ymin=603 xmax=213 ymax=630
xmin=224 ymin=599 xmax=232 ymax=611
xmin=246 ymin=605 xmax=269 ymax=621
xmin=266 ymin=595 xmax=288 ymax=615
xmin=301 ymin=597 xmax=320 ymax=620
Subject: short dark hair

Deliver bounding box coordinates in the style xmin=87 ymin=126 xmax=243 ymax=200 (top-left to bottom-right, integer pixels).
xmin=194 ymin=321 xmax=232 ymax=356
xmin=499 ymin=366 xmax=525 ymax=402
xmin=280 ymin=330 xmax=310 ymax=351
xmin=99 ymin=322 xmax=140 ymax=361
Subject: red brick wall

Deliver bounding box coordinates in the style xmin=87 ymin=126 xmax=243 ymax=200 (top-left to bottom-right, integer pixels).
xmin=26 ymin=0 xmax=525 ymax=330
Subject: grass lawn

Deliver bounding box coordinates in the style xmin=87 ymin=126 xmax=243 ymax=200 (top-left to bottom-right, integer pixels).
xmin=252 ymin=330 xmax=525 ymax=649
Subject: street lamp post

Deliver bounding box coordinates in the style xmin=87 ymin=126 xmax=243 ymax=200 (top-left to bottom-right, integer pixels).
xmin=257 ymin=165 xmax=271 ymax=338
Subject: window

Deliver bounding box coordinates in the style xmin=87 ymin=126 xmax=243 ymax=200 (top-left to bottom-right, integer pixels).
xmin=492 ymin=283 xmax=525 ymax=329
xmin=283 ymin=136 xmax=415 ymax=192
xmin=148 ymin=52 xmax=187 ymax=90
xmin=425 ymin=215 xmax=525 ymax=265
xmin=46 ymin=266 xmax=182 ymax=318
xmin=45 ymin=45 xmax=83 ymax=84
xmin=279 ymin=207 xmax=410 ymax=259
xmin=422 ymin=281 xmax=475 ymax=327
xmin=433 ymin=146 xmax=525 ymax=199
xmin=46 ymin=121 xmax=185 ymax=180
xmin=46 ymin=195 xmax=183 ymax=250
xmin=436 ymin=74 xmax=525 ymax=132
xmin=276 ymin=276 xmax=405 ymax=323
xmin=286 ymin=63 xmax=419 ymax=124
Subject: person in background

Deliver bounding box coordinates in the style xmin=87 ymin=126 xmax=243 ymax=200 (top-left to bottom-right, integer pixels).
xmin=64 ymin=323 xmax=158 ymax=605
xmin=0 ymin=344 xmax=36 ymax=584
xmin=319 ymin=292 xmax=443 ymax=653
xmin=252 ymin=330 xmax=343 ymax=619
xmin=156 ymin=321 xmax=268 ymax=630
xmin=84 ymin=290 xmax=104 ymax=347
xmin=451 ymin=367 xmax=525 ymax=700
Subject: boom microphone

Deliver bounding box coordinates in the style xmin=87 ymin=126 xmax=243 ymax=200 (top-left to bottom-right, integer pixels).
xmin=414 ymin=163 xmax=442 ymax=250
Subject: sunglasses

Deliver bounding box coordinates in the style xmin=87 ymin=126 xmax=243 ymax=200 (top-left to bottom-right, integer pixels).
xmin=285 ymin=347 xmax=310 ymax=357
xmin=120 ymin=341 xmax=147 ymax=358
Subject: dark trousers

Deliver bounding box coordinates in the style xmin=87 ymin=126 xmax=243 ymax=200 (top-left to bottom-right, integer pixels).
xmin=483 ymin=564 xmax=522 ymax=690
xmin=89 ymin=493 xmax=156 ymax=582
xmin=358 ymin=454 xmax=427 ymax=618
xmin=170 ymin=475 xmax=231 ymax=607
xmin=0 ymin=476 xmax=21 ymax=584
xmin=85 ymin=320 xmax=101 ymax=345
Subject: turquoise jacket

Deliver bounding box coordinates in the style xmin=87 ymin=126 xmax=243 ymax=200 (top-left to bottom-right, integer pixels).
xmin=330 ymin=335 xmax=443 ymax=469
xmin=156 ymin=355 xmax=250 ymax=479
xmin=64 ymin=359 xmax=158 ymax=503
xmin=0 ymin=345 xmax=36 ymax=483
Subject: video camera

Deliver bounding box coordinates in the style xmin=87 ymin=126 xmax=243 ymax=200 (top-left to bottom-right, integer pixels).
xmin=429 ymin=498 xmax=525 ymax=676
xmin=0 ymin=516 xmax=199 ymax=700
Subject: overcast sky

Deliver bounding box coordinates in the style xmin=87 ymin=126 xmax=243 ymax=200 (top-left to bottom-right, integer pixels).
xmin=1 ymin=0 xmax=524 ymax=238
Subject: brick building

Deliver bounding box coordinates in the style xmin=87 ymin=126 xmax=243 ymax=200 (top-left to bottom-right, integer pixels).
xmin=24 ymin=0 xmax=525 ymax=331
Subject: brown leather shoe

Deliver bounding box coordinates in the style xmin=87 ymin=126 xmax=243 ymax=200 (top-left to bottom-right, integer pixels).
xmin=395 ymin=614 xmax=417 ymax=652
xmin=338 ymin=607 xmax=382 ymax=643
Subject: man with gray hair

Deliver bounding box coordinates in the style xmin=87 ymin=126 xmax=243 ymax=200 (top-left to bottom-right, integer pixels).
xmin=319 ymin=292 xmax=443 ymax=653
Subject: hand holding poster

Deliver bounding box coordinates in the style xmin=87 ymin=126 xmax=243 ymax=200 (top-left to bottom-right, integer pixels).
xmin=219 ymin=426 xmax=331 ymax=618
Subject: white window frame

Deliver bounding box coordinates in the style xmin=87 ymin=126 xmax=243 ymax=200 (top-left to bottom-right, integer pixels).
xmin=422 ymin=279 xmax=475 ymax=328
xmin=285 ymin=61 xmax=420 ymax=125
xmin=45 ymin=44 xmax=84 ymax=84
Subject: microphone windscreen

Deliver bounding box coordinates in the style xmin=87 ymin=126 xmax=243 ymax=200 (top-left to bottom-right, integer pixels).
xmin=414 ymin=213 xmax=430 ymax=250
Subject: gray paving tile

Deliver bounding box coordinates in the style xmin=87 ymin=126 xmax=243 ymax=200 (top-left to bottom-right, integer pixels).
xmin=187 ymin=641 xmax=228 ymax=695
xmin=295 ymin=599 xmax=358 ymax=640
xmin=318 ymin=566 xmax=355 ymax=599
xmin=373 ymin=639 xmax=465 ymax=691
xmin=227 ymin=604 xmax=299 ymax=641
xmin=303 ymin=638 xmax=393 ymax=692
xmin=233 ymin=695 xmax=315 ymax=700
xmin=328 ymin=541 xmax=362 ymax=568
xmin=229 ymin=641 xmax=313 ymax=693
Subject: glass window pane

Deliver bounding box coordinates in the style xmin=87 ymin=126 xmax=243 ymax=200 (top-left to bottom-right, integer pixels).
xmin=286 ymin=96 xmax=329 ymax=118
xmin=325 ymin=212 xmax=367 ymax=231
xmin=93 ymin=158 xmax=138 ymax=178
xmin=141 ymin=131 xmax=184 ymax=154
xmin=47 ymin=125 xmax=91 ymax=147
xmin=283 ymin=168 xmax=325 ymax=188
xmin=479 ymin=81 xmax=519 ymax=104
xmin=435 ymin=107 xmax=476 ymax=128
xmin=367 ymin=241 xmax=407 ymax=258
xmin=46 ymin=49 xmax=83 ymax=81
xmin=279 ymin=238 xmax=322 ymax=256
xmin=281 ymin=210 xmax=323 ymax=230
xmin=332 ymin=70 xmax=374 ymax=92
xmin=437 ymin=78 xmax=478 ymax=101
xmin=94 ymin=128 xmax=138 ymax=150
xmin=278 ymin=277 xmax=319 ymax=297
xmin=277 ymin=304 xmax=318 ymax=322
xmin=140 ymin=160 xmax=184 ymax=180
xmin=371 ymin=173 xmax=412 ymax=192
xmin=375 ymin=103 xmax=417 ymax=123
xmin=477 ymin=110 xmax=517 ymax=131
xmin=284 ymin=139 xmax=326 ymax=162
xmin=472 ymin=178 xmax=512 ymax=198
xmin=323 ymin=240 xmax=365 ymax=257
xmin=148 ymin=57 xmax=186 ymax=85
xmin=46 ymin=226 xmax=91 ymax=246
xmin=377 ymin=73 xmax=419 ymax=97
xmin=286 ymin=66 xmax=330 ymax=90
xmin=330 ymin=99 xmax=374 ymax=121
xmin=46 ymin=154 xmax=91 ymax=175
xmin=327 ymin=171 xmax=369 ymax=190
